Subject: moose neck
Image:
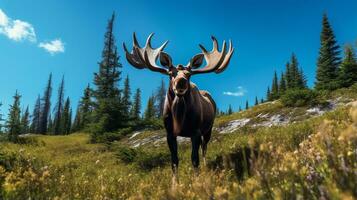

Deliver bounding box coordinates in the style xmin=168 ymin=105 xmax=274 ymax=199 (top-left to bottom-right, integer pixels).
xmin=169 ymin=83 xmax=191 ymax=135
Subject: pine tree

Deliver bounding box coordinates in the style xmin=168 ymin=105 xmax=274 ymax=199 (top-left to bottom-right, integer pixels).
xmin=7 ymin=91 xmax=22 ymax=142
xmin=260 ymin=98 xmax=264 ymax=104
xmin=71 ymin=103 xmax=81 ymax=133
xmin=245 ymin=100 xmax=249 ymax=110
xmin=0 ymin=103 xmax=3 ymax=133
xmin=155 ymin=79 xmax=166 ymax=118
xmin=122 ymin=75 xmax=131 ymax=115
xmin=255 ymin=96 xmax=259 ymax=106
xmin=285 ymin=62 xmax=293 ymax=89
xmin=53 ymin=76 xmax=65 ymax=135
xmin=47 ymin=114 xmax=53 ymax=134
xmin=289 ymin=53 xmax=300 ymax=88
xmin=271 ymin=71 xmax=279 ymax=100
xmin=40 ymin=73 xmax=52 ymax=134
xmin=338 ymin=44 xmax=357 ymax=87
xmin=131 ymin=88 xmax=142 ymax=121
xmin=78 ymin=85 xmax=92 ymax=129
xmin=31 ymin=95 xmax=41 ymax=133
xmin=61 ymin=97 xmax=71 ymax=135
xmin=227 ymin=104 xmax=233 ymax=115
xmin=144 ymin=95 xmax=156 ymax=121
xmin=315 ymin=14 xmax=341 ymax=90
xmin=93 ymin=13 xmax=124 ymax=133
xmin=279 ymin=72 xmax=286 ymax=95
xmin=266 ymin=87 xmax=271 ymax=101
xmin=20 ymin=106 xmax=30 ymax=134
xmin=297 ymin=67 xmax=307 ymax=89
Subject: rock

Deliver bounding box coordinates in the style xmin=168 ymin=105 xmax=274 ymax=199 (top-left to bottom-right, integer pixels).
xmin=218 ymin=118 xmax=251 ymax=134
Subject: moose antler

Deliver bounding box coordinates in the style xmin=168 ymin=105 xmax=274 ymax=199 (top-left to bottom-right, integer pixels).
xmin=123 ymin=33 xmax=169 ymax=74
xmin=190 ymin=36 xmax=234 ymax=74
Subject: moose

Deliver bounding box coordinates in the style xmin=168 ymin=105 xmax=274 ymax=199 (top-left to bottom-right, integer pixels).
xmin=123 ymin=33 xmax=234 ymax=176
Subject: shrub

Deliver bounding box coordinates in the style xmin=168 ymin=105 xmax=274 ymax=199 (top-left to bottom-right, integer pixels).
xmin=281 ymin=89 xmax=319 ymax=107
xmin=136 ymin=151 xmax=170 ymax=171
xmin=115 ymin=146 xmax=138 ymax=163
xmin=91 ymin=127 xmax=133 ymax=143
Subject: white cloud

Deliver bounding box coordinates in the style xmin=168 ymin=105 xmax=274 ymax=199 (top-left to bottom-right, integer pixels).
xmin=39 ymin=39 xmax=65 ymax=55
xmin=0 ymin=9 xmax=36 ymax=42
xmin=223 ymin=86 xmax=247 ymax=97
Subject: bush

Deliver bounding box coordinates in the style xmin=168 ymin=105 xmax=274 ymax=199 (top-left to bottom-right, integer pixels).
xmin=115 ymin=146 xmax=138 ymax=163
xmin=136 ymin=151 xmax=170 ymax=171
xmin=91 ymin=127 xmax=133 ymax=143
xmin=281 ymin=89 xmax=319 ymax=107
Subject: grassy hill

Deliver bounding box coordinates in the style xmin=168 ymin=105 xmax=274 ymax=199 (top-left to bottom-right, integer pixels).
xmin=0 ymin=89 xmax=357 ymax=199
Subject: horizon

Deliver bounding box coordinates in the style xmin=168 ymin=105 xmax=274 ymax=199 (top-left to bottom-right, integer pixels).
xmin=1 ymin=0 xmax=357 ymax=118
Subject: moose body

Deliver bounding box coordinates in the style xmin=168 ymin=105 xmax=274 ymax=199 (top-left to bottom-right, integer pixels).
xmin=123 ymin=33 xmax=234 ymax=175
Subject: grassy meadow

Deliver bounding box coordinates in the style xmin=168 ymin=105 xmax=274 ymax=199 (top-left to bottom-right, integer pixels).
xmin=1 ymin=95 xmax=357 ymax=199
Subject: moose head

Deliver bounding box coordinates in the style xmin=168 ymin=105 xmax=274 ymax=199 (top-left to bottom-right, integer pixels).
xmin=123 ymin=33 xmax=234 ymax=177
xmin=123 ymin=33 xmax=234 ymax=97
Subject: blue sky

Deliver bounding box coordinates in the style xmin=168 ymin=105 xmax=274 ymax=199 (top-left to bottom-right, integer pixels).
xmin=0 ymin=0 xmax=357 ymax=117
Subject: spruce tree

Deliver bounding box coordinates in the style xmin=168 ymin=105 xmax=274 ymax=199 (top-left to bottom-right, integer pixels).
xmin=47 ymin=114 xmax=53 ymax=134
xmin=79 ymin=84 xmax=92 ymax=129
xmin=0 ymin=103 xmax=3 ymax=133
xmin=7 ymin=91 xmax=22 ymax=141
xmin=131 ymin=88 xmax=142 ymax=121
xmin=227 ymin=104 xmax=233 ymax=115
xmin=338 ymin=44 xmax=357 ymax=87
xmin=122 ymin=75 xmax=132 ymax=122
xmin=53 ymin=76 xmax=65 ymax=135
xmin=31 ymin=95 xmax=41 ymax=133
xmin=20 ymin=106 xmax=30 ymax=134
xmin=71 ymin=105 xmax=81 ymax=133
xmin=297 ymin=67 xmax=307 ymax=89
xmin=279 ymin=72 xmax=286 ymax=95
xmin=40 ymin=73 xmax=52 ymax=134
xmin=93 ymin=13 xmax=123 ymax=133
xmin=260 ymin=98 xmax=264 ymax=104
xmin=245 ymin=100 xmax=249 ymax=110
xmin=155 ymin=79 xmax=166 ymax=117
xmin=315 ymin=14 xmax=341 ymax=90
xmin=285 ymin=62 xmax=293 ymax=89
xmin=144 ymin=95 xmax=156 ymax=121
xmin=61 ymin=97 xmax=71 ymax=135
xmin=289 ymin=53 xmax=300 ymax=88
xmin=255 ymin=96 xmax=259 ymax=106
xmin=271 ymin=71 xmax=279 ymax=100
xmin=239 ymin=106 xmax=242 ymax=112
xmin=266 ymin=87 xmax=271 ymax=101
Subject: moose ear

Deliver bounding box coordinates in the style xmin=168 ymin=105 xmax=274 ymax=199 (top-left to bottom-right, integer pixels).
xmin=160 ymin=52 xmax=172 ymax=67
xmin=190 ymin=53 xmax=204 ymax=68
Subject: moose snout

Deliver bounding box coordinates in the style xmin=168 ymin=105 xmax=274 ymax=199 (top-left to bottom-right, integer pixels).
xmin=177 ymin=78 xmax=188 ymax=89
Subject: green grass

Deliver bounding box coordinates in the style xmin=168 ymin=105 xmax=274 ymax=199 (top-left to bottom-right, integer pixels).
xmin=0 ymin=88 xmax=357 ymax=199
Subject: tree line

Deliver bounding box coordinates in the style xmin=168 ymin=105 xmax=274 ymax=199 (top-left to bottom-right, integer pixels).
xmin=1 ymin=13 xmax=167 ymax=142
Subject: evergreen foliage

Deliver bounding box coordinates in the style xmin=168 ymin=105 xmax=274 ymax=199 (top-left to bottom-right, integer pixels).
xmin=7 ymin=91 xmax=22 ymax=141
xmin=155 ymin=79 xmax=166 ymax=118
xmin=31 ymin=95 xmax=41 ymax=133
xmin=20 ymin=106 xmax=30 ymax=134
xmin=40 ymin=73 xmax=52 ymax=134
xmin=338 ymin=45 xmax=357 ymax=88
xmin=315 ymin=14 xmax=341 ymax=90
xmin=144 ymin=95 xmax=156 ymax=121
xmin=53 ymin=76 xmax=65 ymax=135
xmin=131 ymin=88 xmax=142 ymax=121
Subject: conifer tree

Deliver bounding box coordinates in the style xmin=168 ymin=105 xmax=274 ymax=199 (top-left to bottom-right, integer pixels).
xmin=79 ymin=84 xmax=92 ymax=129
xmin=285 ymin=62 xmax=293 ymax=89
xmin=61 ymin=97 xmax=71 ymax=135
xmin=260 ymin=98 xmax=264 ymax=104
xmin=131 ymin=88 xmax=142 ymax=121
xmin=279 ymin=72 xmax=286 ymax=94
xmin=0 ymin=103 xmax=3 ymax=133
xmin=144 ymin=95 xmax=156 ymax=121
xmin=40 ymin=73 xmax=52 ymax=134
xmin=53 ymin=76 xmax=65 ymax=135
xmin=21 ymin=106 xmax=30 ymax=134
xmin=266 ymin=87 xmax=271 ymax=101
xmin=71 ymin=103 xmax=81 ymax=133
xmin=297 ymin=67 xmax=307 ymax=89
xmin=227 ymin=104 xmax=233 ymax=115
xmin=338 ymin=45 xmax=357 ymax=87
xmin=239 ymin=106 xmax=242 ymax=112
xmin=7 ymin=91 xmax=22 ymax=141
xmin=47 ymin=114 xmax=53 ymax=134
xmin=289 ymin=53 xmax=300 ymax=88
xmin=31 ymin=95 xmax=41 ymax=133
xmin=155 ymin=79 xmax=166 ymax=117
xmin=255 ymin=96 xmax=259 ymax=106
xmin=245 ymin=100 xmax=249 ymax=110
xmin=270 ymin=71 xmax=279 ymax=100
xmin=92 ymin=13 xmax=124 ymax=133
xmin=315 ymin=14 xmax=341 ymax=90
xmin=122 ymin=75 xmax=131 ymax=117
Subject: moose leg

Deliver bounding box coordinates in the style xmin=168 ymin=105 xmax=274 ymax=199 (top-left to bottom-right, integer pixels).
xmin=202 ymin=132 xmax=211 ymax=166
xmin=191 ymin=130 xmax=202 ymax=172
xmin=167 ymin=134 xmax=179 ymax=175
